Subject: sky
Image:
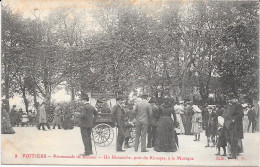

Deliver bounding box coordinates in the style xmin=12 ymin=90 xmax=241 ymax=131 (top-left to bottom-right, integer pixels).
xmin=3 ymin=0 xmax=96 ymax=14
xmin=3 ymin=0 xmax=187 ymax=18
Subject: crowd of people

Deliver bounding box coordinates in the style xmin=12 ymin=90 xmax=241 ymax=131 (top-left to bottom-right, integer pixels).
xmin=1 ymin=92 xmax=258 ymax=160
xmin=36 ymin=102 xmax=75 ymax=131
xmin=9 ymin=106 xmax=37 ymax=127
xmin=78 ymin=92 xmax=258 ymax=159
xmin=1 ymin=102 xmax=75 ymax=132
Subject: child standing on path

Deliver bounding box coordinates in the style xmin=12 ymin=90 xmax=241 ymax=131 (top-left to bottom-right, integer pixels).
xmin=215 ymin=116 xmax=227 ymax=156
xmin=191 ymin=105 xmax=203 ymax=141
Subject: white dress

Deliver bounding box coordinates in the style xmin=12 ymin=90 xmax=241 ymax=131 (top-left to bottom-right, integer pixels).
xmin=174 ymin=105 xmax=185 ymax=134
xmin=243 ymin=109 xmax=249 ymax=133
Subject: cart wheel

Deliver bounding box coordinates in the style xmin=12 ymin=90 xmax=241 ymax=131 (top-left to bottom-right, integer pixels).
xmin=93 ymin=123 xmax=114 ymax=147
xmin=128 ymin=127 xmax=136 ymax=146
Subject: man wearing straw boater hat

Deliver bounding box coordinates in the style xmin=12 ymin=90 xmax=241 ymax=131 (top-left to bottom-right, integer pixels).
xmin=223 ymin=92 xmax=244 ymax=159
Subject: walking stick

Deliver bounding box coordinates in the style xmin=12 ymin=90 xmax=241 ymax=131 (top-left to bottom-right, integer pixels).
xmin=115 ymin=125 xmax=118 ymax=150
xmin=91 ymin=130 xmax=98 ymax=155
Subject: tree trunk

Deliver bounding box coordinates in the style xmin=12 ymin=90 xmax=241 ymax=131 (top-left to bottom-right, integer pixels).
xmin=69 ymin=62 xmax=75 ymax=101
xmin=4 ymin=64 xmax=10 ymax=112
xmin=21 ymin=87 xmax=29 ymax=113
xmin=71 ymin=87 xmax=75 ymax=101
xmin=161 ymin=83 xmax=164 ymax=98
xmin=181 ymin=70 xmax=186 ymax=100
xmin=32 ymin=85 xmax=39 ymax=113
xmin=155 ymin=89 xmax=158 ymax=99
xmin=112 ymin=66 xmax=120 ymax=95
xmin=44 ymin=93 xmax=51 ymax=107
xmin=43 ymin=55 xmax=52 ymax=113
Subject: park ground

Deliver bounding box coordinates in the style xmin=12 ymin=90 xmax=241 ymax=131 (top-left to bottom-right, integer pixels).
xmin=1 ymin=127 xmax=259 ymax=166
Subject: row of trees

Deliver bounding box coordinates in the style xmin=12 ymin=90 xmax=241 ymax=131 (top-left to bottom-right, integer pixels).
xmin=2 ymin=0 xmax=259 ymax=112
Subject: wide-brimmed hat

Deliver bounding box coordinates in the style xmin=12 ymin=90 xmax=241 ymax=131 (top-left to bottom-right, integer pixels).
xmin=242 ymin=103 xmax=248 ymax=108
xmin=218 ymin=116 xmax=224 ymax=126
xmin=192 ymin=105 xmax=202 ymax=112
xmin=207 ymin=105 xmax=215 ymax=109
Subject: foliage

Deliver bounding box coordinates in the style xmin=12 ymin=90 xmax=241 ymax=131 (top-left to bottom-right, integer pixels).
xmin=1 ymin=1 xmax=259 ymax=110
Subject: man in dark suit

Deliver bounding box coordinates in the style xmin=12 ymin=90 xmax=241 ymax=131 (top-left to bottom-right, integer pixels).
xmin=147 ymin=99 xmax=159 ymax=148
xmin=78 ymin=95 xmax=98 ymax=156
xmin=133 ymin=93 xmax=152 ymax=152
xmin=247 ymin=105 xmax=257 ymax=133
xmin=223 ymin=93 xmax=244 ymax=159
xmin=111 ymin=95 xmax=126 ymax=152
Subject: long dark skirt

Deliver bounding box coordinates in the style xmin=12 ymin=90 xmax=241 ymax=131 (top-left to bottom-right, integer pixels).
xmin=185 ymin=115 xmax=193 ymax=135
xmin=154 ymin=117 xmax=177 ymax=152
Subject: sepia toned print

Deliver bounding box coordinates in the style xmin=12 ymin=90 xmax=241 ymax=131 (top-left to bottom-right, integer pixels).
xmin=1 ymin=0 xmax=259 ymax=166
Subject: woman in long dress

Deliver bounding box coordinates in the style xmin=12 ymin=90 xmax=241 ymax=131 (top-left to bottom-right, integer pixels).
xmin=1 ymin=100 xmax=15 ymax=134
xmin=10 ymin=106 xmax=17 ymax=127
xmin=174 ymin=103 xmax=185 ymax=134
xmin=242 ymin=105 xmax=249 ymax=133
xmin=154 ymin=98 xmax=178 ymax=152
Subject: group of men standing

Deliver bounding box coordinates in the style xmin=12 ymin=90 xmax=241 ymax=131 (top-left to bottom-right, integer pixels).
xmin=9 ymin=105 xmax=37 ymax=127
xmin=78 ymin=93 xmax=159 ymax=155
xmin=111 ymin=93 xmax=155 ymax=152
xmin=9 ymin=102 xmax=53 ymax=130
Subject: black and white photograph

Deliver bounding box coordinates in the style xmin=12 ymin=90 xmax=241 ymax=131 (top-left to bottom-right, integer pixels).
xmin=1 ymin=0 xmax=259 ymax=166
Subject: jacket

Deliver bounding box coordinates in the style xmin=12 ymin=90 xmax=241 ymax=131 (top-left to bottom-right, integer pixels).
xmin=223 ymin=102 xmax=244 ymax=139
xmin=247 ymin=108 xmax=256 ymax=121
xmin=158 ymin=104 xmax=178 ymax=127
xmin=111 ymin=104 xmax=125 ymax=127
xmin=78 ymin=103 xmax=98 ymax=128
xmin=133 ymin=99 xmax=152 ymax=124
